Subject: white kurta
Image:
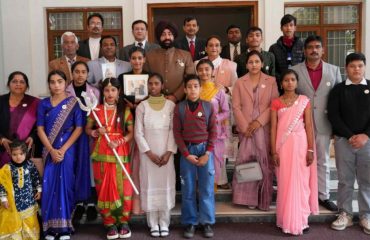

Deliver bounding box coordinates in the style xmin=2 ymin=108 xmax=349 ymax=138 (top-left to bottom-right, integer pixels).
xmin=134 ymin=100 xmax=177 ymax=212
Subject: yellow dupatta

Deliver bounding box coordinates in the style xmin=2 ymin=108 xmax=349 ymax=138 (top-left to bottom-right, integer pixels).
xmin=200 ymin=81 xmax=219 ymax=102
xmin=0 ymin=164 xmax=22 ymax=239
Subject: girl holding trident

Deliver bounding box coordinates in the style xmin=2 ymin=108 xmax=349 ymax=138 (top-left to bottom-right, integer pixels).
xmin=85 ymin=77 xmax=135 ymax=240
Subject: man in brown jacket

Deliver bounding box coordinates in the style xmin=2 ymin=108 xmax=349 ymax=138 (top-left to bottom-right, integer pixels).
xmin=49 ymin=31 xmax=89 ymax=84
xmin=144 ymin=21 xmax=195 ymax=102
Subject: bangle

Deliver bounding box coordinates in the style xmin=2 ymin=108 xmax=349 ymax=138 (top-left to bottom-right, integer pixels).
xmin=307 ymin=149 xmax=314 ymax=153
xmin=91 ymin=130 xmax=98 ymax=138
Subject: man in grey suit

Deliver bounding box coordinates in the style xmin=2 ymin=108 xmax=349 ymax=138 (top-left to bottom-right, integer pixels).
xmin=118 ymin=20 xmax=160 ymax=61
xmin=88 ymin=36 xmax=131 ymax=87
xmin=291 ymin=35 xmax=342 ymax=211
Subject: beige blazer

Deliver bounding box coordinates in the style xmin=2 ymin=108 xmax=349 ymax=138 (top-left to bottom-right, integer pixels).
xmin=232 ymin=72 xmax=279 ymax=133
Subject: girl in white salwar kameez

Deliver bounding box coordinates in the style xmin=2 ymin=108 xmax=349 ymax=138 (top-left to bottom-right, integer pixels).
xmin=134 ymin=73 xmax=177 ymax=237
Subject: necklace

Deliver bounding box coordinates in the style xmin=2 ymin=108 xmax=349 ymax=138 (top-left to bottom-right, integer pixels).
xmin=104 ymin=103 xmax=117 ymax=132
xmin=281 ymin=94 xmax=298 ymax=106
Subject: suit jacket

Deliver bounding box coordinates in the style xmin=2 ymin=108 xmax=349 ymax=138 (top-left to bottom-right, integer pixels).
xmin=87 ymin=57 xmax=132 ymax=87
xmin=48 ymin=55 xmax=90 ymax=84
xmin=118 ymin=42 xmax=160 ymax=61
xmin=174 ymin=36 xmax=206 ymax=61
xmin=292 ymin=61 xmax=342 ymax=134
xmin=66 ymin=82 xmax=100 ymax=103
xmin=232 ymin=72 xmax=279 ymax=133
xmin=144 ymin=47 xmax=195 ymax=100
xmin=220 ymin=43 xmax=247 ymax=61
xmin=77 ymin=38 xmax=102 ymax=60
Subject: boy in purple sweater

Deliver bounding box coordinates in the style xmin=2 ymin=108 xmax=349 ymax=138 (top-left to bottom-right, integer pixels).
xmin=173 ymin=74 xmax=217 ymax=238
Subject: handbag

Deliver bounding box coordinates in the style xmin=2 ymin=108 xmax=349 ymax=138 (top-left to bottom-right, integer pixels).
xmin=234 ymin=137 xmax=262 ymax=183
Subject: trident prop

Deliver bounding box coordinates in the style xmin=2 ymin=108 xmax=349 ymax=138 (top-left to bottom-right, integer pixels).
xmin=76 ymin=90 xmax=139 ymax=195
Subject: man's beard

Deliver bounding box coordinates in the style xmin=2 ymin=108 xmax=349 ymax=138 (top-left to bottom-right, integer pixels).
xmin=160 ymin=40 xmax=174 ymax=49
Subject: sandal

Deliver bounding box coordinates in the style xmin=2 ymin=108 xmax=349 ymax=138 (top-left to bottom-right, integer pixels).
xmin=150 ymin=225 xmax=160 ymax=238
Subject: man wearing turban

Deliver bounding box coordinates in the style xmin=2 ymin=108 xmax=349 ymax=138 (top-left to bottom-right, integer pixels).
xmin=144 ymin=20 xmax=195 ymax=102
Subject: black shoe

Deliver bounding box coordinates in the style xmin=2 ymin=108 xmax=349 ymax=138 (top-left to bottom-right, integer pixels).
xmin=184 ymin=225 xmax=195 ymax=239
xmin=72 ymin=204 xmax=85 ymax=224
xmin=86 ymin=205 xmax=98 ymax=221
xmin=303 ymin=227 xmax=310 ymax=234
xmin=202 ymin=224 xmax=214 ymax=238
xmin=319 ymin=199 xmax=338 ymax=212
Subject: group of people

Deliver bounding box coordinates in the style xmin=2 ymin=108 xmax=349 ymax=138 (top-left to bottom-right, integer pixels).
xmin=0 ymin=11 xmax=369 ymax=240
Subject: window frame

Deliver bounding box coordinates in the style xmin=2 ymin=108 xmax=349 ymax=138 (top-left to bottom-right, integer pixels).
xmin=285 ymin=2 xmax=361 ymax=62
xmin=46 ymin=7 xmax=123 ymax=62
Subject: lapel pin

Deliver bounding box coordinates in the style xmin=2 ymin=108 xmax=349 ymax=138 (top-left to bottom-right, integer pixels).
xmin=62 ymin=104 xmax=67 ymax=109
xmin=22 ymin=103 xmax=27 ymax=107
xmin=197 ymin=112 xmax=203 ymax=117
xmin=326 ymin=82 xmax=331 ymax=86
xmin=365 ymin=89 xmax=369 ymax=94
xmin=261 ymin=84 xmax=266 ymax=88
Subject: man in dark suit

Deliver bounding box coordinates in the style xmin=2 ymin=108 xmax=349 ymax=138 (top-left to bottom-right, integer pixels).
xmin=174 ymin=16 xmax=206 ymax=61
xmin=220 ymin=24 xmax=247 ymax=61
xmin=77 ymin=13 xmax=104 ymax=60
xmin=118 ymin=20 xmax=160 ymax=61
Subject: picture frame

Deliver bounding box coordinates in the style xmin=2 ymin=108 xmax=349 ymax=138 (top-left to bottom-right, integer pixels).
xmin=123 ymin=74 xmax=149 ymax=100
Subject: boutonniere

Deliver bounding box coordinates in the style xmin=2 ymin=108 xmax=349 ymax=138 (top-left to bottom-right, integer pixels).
xmin=365 ymin=89 xmax=369 ymax=94
xmin=200 ymin=51 xmax=206 ymax=56
xmin=197 ymin=112 xmax=203 ymax=117
xmin=22 ymin=103 xmax=27 ymax=107
xmin=326 ymin=82 xmax=331 ymax=87
xmin=261 ymin=84 xmax=266 ymax=89
xmin=176 ymin=59 xmax=185 ymax=67
xmin=265 ymin=66 xmax=269 ymax=71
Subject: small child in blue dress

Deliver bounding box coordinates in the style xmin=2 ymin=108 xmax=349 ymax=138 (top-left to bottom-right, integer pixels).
xmin=0 ymin=140 xmax=42 ymax=239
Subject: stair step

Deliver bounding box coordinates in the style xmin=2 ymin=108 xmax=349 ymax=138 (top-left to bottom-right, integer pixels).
xmin=80 ymin=200 xmax=359 ymax=225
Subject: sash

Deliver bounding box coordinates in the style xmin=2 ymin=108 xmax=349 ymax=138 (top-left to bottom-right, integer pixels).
xmin=42 ymin=97 xmax=78 ymax=160
xmin=276 ymin=96 xmax=309 ymax=153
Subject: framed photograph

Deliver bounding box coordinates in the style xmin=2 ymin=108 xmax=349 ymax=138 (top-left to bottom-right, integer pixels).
xmin=101 ymin=63 xmax=116 ymax=78
xmin=123 ymin=74 xmax=149 ymax=100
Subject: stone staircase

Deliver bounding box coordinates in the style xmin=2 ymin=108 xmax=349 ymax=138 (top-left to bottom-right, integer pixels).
xmin=82 ymin=155 xmax=359 ymax=226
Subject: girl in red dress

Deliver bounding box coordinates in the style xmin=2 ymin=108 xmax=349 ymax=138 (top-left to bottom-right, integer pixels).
xmin=86 ymin=77 xmax=134 ymax=239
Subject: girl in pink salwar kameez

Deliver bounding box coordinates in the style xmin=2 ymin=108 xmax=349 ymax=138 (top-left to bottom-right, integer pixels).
xmin=270 ymin=69 xmax=319 ymax=235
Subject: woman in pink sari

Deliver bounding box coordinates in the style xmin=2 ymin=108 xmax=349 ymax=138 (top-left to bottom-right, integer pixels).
xmin=270 ymin=69 xmax=319 ymax=235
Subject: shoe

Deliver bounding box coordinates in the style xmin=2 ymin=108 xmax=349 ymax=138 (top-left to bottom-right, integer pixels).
xmin=106 ymin=225 xmax=119 ymax=240
xmin=118 ymin=224 xmax=131 ymax=238
xmin=360 ymin=217 xmax=370 ymax=235
xmin=217 ymin=183 xmax=230 ymax=190
xmin=319 ymin=199 xmax=338 ymax=212
xmin=160 ymin=226 xmax=169 ymax=237
xmin=59 ymin=234 xmax=71 ymax=240
xmin=331 ymin=212 xmax=353 ymax=231
xmin=150 ymin=225 xmax=160 ymax=238
xmin=247 ymin=206 xmax=256 ymax=210
xmin=202 ymin=224 xmax=214 ymax=238
xmin=183 ymin=225 xmax=195 ymax=239
xmin=44 ymin=235 xmax=55 ymax=240
xmin=303 ymin=227 xmax=310 ymax=234
xmin=72 ymin=204 xmax=85 ymax=223
xmin=86 ymin=204 xmax=98 ymax=221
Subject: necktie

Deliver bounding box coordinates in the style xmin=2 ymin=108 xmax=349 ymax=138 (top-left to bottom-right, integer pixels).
xmin=138 ymin=42 xmax=143 ymax=48
xmin=67 ymin=59 xmax=75 ymax=80
xmin=233 ymin=43 xmax=238 ymax=61
xmin=189 ymin=40 xmax=195 ymax=60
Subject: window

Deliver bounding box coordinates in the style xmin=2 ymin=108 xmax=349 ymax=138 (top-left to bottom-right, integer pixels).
xmin=285 ymin=3 xmax=361 ymax=79
xmin=47 ymin=8 xmax=123 ymax=61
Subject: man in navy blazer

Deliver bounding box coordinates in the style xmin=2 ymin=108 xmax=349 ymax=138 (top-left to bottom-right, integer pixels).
xmin=119 ymin=20 xmax=160 ymax=61
xmin=77 ymin=13 xmax=104 ymax=60
xmin=174 ymin=16 xmax=206 ymax=61
xmin=292 ymin=35 xmax=342 ymax=212
xmin=87 ymin=36 xmax=131 ymax=87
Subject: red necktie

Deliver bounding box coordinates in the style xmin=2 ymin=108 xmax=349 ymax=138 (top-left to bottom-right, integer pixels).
xmin=189 ymin=40 xmax=195 ymax=60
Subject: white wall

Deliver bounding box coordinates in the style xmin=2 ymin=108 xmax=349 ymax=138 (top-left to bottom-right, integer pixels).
xmin=0 ymin=0 xmax=5 ymax=94
xmin=0 ymin=0 xmax=368 ymax=97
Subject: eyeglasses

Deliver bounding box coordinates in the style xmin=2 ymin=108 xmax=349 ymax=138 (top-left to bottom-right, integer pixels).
xmin=10 ymin=80 xmax=26 ymax=85
xmin=90 ymin=22 xmax=102 ymax=27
